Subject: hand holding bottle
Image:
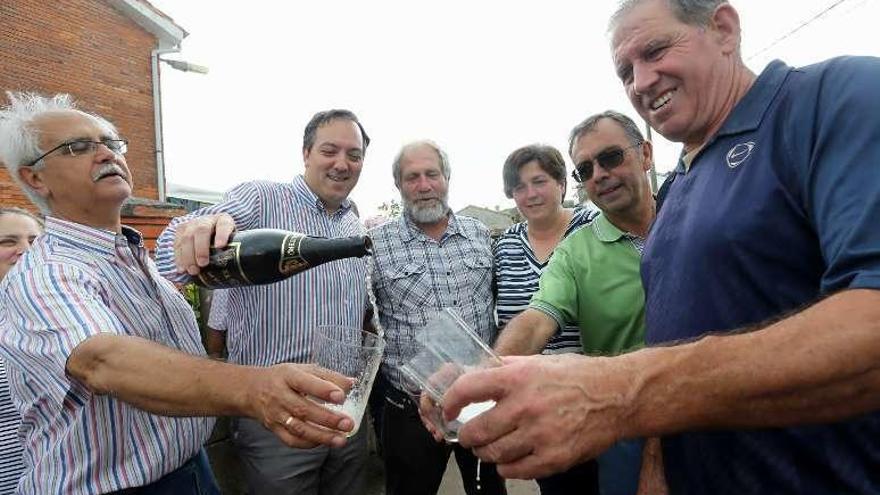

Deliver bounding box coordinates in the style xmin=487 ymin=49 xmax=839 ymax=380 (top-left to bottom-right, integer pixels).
xmin=173 ymin=213 xmax=236 ymax=275
xmin=194 ymin=229 xmax=372 ymax=288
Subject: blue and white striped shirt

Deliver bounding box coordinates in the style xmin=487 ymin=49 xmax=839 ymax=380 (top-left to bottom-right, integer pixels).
xmin=0 ymin=359 xmax=24 ymax=495
xmin=0 ymin=217 xmax=214 ymax=495
xmin=494 ymin=207 xmax=596 ymax=354
xmin=369 ymin=214 xmax=496 ymax=392
xmin=207 ymin=289 xmax=228 ymax=331
xmin=155 ymin=176 xmax=368 ymax=366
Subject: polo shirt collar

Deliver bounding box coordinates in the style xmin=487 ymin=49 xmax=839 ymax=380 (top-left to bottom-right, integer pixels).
xmin=674 ymin=60 xmax=791 ymax=174
xmin=291 ymin=174 xmax=353 ymax=215
xmin=593 ymin=213 xmax=627 ymax=243
xmin=46 ymin=216 xmax=144 ymax=254
xmin=715 ymin=59 xmax=791 ymax=139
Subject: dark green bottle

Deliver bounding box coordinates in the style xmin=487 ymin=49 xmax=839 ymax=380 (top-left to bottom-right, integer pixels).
xmin=195 ymin=229 xmax=372 ymax=288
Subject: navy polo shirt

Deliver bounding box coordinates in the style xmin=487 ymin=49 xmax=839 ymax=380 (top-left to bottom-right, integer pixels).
xmin=641 ymin=57 xmax=880 ymax=494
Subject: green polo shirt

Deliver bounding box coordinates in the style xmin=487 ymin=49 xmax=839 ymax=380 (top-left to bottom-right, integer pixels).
xmin=529 ymin=213 xmax=645 ymax=356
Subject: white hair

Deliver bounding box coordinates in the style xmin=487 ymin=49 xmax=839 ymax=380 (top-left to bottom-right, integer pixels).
xmin=0 ymin=91 xmax=117 ymax=213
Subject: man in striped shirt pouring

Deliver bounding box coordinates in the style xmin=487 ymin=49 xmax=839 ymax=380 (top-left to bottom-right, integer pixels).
xmin=0 ymin=92 xmax=355 ymax=495
xmin=155 ymin=109 xmax=373 ymax=495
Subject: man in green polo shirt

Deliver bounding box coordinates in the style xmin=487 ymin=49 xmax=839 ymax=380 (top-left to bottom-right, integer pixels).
xmin=493 ymin=110 xmax=657 ymax=494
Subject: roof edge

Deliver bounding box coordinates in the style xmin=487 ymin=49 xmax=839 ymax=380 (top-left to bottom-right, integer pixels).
xmin=107 ymin=0 xmax=187 ymax=48
xmin=167 ymin=182 xmax=225 ymax=204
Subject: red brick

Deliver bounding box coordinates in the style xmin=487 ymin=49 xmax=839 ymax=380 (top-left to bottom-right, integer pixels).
xmin=0 ymin=0 xmax=164 ymax=209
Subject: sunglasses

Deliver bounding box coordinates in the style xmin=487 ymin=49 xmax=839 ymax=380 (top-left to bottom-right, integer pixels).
xmin=571 ymin=142 xmax=642 ymax=183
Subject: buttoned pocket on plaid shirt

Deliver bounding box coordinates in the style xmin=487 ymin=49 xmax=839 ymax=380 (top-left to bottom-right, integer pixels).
xmin=461 ymin=256 xmax=492 ymax=292
xmin=385 ymin=262 xmax=433 ymax=310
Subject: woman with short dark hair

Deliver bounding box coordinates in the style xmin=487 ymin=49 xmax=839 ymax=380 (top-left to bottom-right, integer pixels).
xmin=494 ymin=145 xmax=598 ymax=495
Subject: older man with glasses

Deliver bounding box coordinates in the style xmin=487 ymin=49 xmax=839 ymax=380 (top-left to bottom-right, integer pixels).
xmin=487 ymin=110 xmax=658 ymax=494
xmin=0 ymin=92 xmax=354 ymax=495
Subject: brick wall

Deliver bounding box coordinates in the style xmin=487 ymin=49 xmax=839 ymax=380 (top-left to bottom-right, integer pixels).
xmin=0 ymin=0 xmax=160 ymax=211
xmin=121 ymin=198 xmax=186 ymax=252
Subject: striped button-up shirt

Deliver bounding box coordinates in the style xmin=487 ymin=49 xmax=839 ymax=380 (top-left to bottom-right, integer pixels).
xmin=206 ymin=289 xmax=229 ymax=331
xmin=0 ymin=217 xmax=214 ymax=495
xmin=369 ymin=214 xmax=496 ymax=392
xmin=155 ymin=176 xmax=368 ymax=366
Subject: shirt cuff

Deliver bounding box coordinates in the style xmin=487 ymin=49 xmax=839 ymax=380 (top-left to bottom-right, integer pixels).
xmin=528 ymin=300 xmax=565 ymax=334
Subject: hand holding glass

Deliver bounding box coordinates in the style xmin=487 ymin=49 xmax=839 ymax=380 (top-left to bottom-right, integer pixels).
xmin=312 ymin=325 xmax=385 ymax=437
xmin=399 ymin=308 xmax=501 ymax=441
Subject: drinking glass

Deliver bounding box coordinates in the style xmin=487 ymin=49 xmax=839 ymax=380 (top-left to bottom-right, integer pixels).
xmin=398 ymin=308 xmax=501 ymax=441
xmin=312 ymin=325 xmax=385 ymax=436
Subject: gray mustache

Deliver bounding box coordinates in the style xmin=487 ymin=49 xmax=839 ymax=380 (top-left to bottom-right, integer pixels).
xmin=92 ymin=163 xmax=126 ymax=182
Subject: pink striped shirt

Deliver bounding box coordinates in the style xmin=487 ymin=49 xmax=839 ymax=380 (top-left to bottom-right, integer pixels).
xmin=0 ymin=217 xmax=214 ymax=494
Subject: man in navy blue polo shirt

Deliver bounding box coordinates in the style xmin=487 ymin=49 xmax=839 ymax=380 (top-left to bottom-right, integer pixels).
xmin=438 ymin=0 xmax=880 ymax=493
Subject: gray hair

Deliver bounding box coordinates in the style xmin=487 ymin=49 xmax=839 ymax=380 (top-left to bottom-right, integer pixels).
xmin=0 ymin=91 xmax=118 ymax=213
xmin=568 ymin=110 xmax=645 ymax=159
xmin=611 ymin=0 xmax=728 ymax=28
xmin=391 ymin=140 xmax=451 ymax=189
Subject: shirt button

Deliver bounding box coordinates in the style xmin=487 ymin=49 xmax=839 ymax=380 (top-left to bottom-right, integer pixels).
xmin=453 ymin=300 xmax=458 ymax=305
xmin=446 ymin=271 xmax=451 ymax=276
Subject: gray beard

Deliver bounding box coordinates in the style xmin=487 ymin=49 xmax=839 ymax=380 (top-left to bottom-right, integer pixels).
xmin=404 ymin=197 xmax=450 ymax=224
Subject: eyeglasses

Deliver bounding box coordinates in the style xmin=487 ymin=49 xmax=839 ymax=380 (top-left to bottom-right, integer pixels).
xmin=25 ymin=138 xmax=128 ymax=167
xmin=571 ymin=142 xmax=642 ymax=183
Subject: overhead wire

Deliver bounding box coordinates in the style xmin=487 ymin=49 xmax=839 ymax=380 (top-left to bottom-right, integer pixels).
xmin=746 ymin=0 xmax=852 ymax=61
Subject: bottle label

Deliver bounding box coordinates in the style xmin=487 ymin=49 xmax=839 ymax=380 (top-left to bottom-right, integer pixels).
xmin=198 ymin=242 xmax=252 ymax=287
xmin=279 ymin=233 xmax=310 ymax=275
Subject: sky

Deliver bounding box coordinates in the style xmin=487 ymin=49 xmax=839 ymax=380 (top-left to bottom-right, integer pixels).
xmin=150 ymin=0 xmax=878 ymax=218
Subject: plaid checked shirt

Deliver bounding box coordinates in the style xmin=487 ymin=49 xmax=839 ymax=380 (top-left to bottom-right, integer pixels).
xmin=369 ymin=213 xmax=497 ymax=392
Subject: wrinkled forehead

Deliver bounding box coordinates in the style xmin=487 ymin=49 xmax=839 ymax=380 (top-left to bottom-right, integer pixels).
xmin=609 ymin=0 xmax=678 ymax=61
xmin=33 ymin=110 xmax=117 ymax=146
xmin=401 ymin=145 xmax=443 ymax=174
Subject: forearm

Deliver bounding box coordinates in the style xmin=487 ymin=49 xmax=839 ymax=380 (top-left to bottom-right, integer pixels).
xmin=494 ymin=309 xmax=558 ymax=356
xmin=636 ymin=437 xmax=668 ymax=495
xmin=624 ymin=289 xmax=880 ymax=437
xmin=154 ymin=213 xmax=194 ymax=283
xmin=155 ymin=188 xmax=256 ymax=281
xmin=68 ymin=334 xmax=256 ymax=417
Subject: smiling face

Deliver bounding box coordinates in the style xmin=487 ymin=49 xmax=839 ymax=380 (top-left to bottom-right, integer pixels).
xmin=571 ymin=118 xmax=652 ymax=216
xmin=0 ymin=212 xmax=43 ymax=280
xmin=512 ymin=160 xmax=565 ymax=224
xmin=610 ymin=0 xmax=742 ymax=150
xmin=302 ymin=118 xmax=365 ymax=213
xmin=18 ymin=110 xmax=133 ymax=227
xmin=398 ymin=144 xmax=450 ymax=225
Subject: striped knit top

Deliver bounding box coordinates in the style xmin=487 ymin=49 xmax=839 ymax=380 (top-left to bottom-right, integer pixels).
xmin=0 ymin=359 xmax=24 ymax=495
xmin=493 ymin=206 xmax=596 ymax=354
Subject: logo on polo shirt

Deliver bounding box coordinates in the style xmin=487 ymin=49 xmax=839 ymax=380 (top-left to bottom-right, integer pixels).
xmin=726 ymin=141 xmax=755 ymax=169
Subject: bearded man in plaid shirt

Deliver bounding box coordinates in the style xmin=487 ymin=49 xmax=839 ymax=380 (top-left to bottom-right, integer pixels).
xmin=368 ymin=140 xmax=507 ymax=495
